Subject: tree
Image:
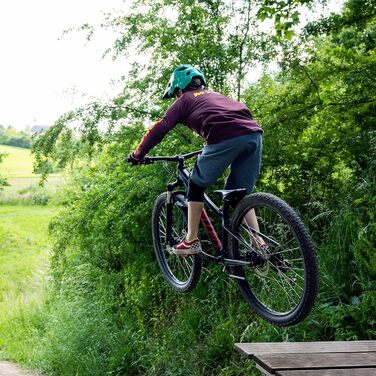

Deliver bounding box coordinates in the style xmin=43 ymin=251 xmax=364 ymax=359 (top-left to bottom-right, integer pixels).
xmin=0 ymin=152 xmax=8 ymax=190
xmin=243 ymin=0 xmax=376 ymax=308
xmin=33 ymin=0 xmax=312 ymax=170
xmin=0 ymin=127 xmax=31 ymax=148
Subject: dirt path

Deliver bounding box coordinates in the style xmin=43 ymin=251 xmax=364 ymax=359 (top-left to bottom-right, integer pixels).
xmin=0 ymin=362 xmax=39 ymax=376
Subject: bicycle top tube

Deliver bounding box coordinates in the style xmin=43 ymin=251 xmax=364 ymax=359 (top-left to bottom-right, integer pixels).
xmin=145 ymin=149 xmax=202 ymax=163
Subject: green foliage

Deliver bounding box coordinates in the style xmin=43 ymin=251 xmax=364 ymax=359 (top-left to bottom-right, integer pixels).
xmin=0 ymin=206 xmax=57 ymax=365
xmin=17 ymin=185 xmax=51 ymax=205
xmin=257 ymin=0 xmax=316 ymax=39
xmin=32 ymin=0 xmax=323 ymax=174
xmin=242 ymin=0 xmax=376 ymax=343
xmin=0 ymin=152 xmax=8 ymax=190
xmin=244 ymin=0 xmax=376 ymax=211
xmin=0 ymin=125 xmax=31 ymax=149
xmin=304 ymin=0 xmax=376 ymax=36
xmin=0 ymin=144 xmax=62 ymax=205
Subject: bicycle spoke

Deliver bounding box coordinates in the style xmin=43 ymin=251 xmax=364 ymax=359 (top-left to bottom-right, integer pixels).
xmin=272 ymin=247 xmax=300 ymax=255
xmin=277 ymin=271 xmax=303 ymax=300
xmin=253 ymin=267 xmax=302 ymax=310
xmin=233 ymin=201 xmax=311 ymax=316
xmin=253 ymin=272 xmax=295 ymax=308
xmin=175 ymin=256 xmax=190 ymax=279
xmin=274 ymin=273 xmax=298 ymax=310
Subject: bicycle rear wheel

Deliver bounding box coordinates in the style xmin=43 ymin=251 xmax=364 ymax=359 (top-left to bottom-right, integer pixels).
xmin=152 ymin=192 xmax=202 ymax=292
xmin=229 ymin=192 xmax=318 ymax=326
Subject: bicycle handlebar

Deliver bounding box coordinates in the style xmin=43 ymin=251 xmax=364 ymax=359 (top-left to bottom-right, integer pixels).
xmin=146 ymin=149 xmax=202 ymax=162
xmin=125 ymin=150 xmax=202 ymax=164
xmin=126 ymin=150 xmax=202 ymax=165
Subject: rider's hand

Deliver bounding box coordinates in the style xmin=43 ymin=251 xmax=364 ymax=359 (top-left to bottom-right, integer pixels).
xmin=127 ymin=153 xmax=143 ymax=166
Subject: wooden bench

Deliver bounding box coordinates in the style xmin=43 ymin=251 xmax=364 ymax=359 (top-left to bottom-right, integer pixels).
xmin=235 ymin=341 xmax=376 ymax=375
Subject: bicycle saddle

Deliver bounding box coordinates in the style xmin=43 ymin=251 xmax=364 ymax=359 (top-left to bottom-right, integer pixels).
xmin=214 ymin=189 xmax=247 ymax=205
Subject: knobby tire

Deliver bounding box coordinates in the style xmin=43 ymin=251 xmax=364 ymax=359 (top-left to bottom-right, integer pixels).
xmin=229 ymin=192 xmax=318 ymax=326
xmin=152 ymin=192 xmax=202 ymax=292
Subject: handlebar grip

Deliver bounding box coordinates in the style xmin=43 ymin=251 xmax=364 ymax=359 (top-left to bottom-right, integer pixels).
xmin=125 ymin=156 xmax=154 ymax=165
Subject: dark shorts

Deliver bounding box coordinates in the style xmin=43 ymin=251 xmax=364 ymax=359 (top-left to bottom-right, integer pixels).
xmin=190 ymin=131 xmax=262 ymax=193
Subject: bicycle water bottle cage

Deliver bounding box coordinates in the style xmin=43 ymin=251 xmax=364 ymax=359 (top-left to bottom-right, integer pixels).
xmin=214 ymin=189 xmax=247 ymax=206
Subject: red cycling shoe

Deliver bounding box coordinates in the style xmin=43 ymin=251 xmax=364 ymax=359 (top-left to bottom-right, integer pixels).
xmin=173 ymin=238 xmax=202 ymax=256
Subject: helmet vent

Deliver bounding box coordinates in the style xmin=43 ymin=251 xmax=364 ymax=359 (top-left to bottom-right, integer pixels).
xmin=186 ymin=71 xmax=191 ymax=76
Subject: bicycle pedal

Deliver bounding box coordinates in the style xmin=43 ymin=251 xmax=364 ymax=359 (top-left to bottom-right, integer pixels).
xmin=165 ymin=245 xmax=175 ymax=255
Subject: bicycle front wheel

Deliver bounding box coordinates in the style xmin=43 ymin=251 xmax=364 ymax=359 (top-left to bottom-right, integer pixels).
xmin=152 ymin=192 xmax=202 ymax=292
xmin=229 ymin=192 xmax=318 ymax=326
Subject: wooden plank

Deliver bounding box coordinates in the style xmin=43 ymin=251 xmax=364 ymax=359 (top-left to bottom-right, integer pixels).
xmin=255 ymin=353 xmax=376 ymax=374
xmin=235 ymin=341 xmax=376 ymax=357
xmin=276 ymin=369 xmax=376 ymax=376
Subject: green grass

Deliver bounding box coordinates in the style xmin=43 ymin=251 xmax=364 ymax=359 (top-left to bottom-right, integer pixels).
xmin=0 ymin=145 xmax=35 ymax=179
xmin=0 ymin=205 xmax=57 ymax=363
xmin=0 ymin=144 xmax=63 ymax=204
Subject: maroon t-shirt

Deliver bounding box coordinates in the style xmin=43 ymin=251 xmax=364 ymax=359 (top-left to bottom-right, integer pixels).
xmin=133 ymin=89 xmax=262 ymax=159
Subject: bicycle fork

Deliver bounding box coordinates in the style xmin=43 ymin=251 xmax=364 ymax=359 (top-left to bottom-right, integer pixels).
xmin=165 ymin=189 xmax=175 ymax=249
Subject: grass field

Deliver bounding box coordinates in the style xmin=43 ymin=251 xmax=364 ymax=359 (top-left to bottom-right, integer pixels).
xmin=0 ymin=205 xmax=58 ymax=362
xmin=0 ymin=144 xmax=61 ymax=364
xmin=0 ymin=144 xmax=62 ymax=204
xmin=0 ymin=145 xmax=35 ymax=179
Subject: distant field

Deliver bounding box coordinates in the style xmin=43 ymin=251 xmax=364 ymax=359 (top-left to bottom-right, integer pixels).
xmin=0 ymin=146 xmax=61 ymax=363
xmin=0 ymin=205 xmax=57 ymax=361
xmin=0 ymin=144 xmax=63 ymax=203
xmin=0 ymin=145 xmax=34 ymax=178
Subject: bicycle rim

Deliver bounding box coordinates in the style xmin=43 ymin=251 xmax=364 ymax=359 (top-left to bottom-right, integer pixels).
xmin=229 ymin=193 xmax=318 ymax=326
xmin=152 ymin=192 xmax=202 ymax=292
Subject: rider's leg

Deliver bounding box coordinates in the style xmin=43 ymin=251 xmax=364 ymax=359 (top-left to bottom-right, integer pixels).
xmin=224 ymin=132 xmax=264 ymax=246
xmin=244 ymin=208 xmax=266 ymax=247
xmin=185 ymin=139 xmax=241 ymax=247
xmin=174 ymin=180 xmax=205 ymax=255
xmin=186 ymin=180 xmax=205 ymax=242
xmin=186 ymin=201 xmax=204 ymax=242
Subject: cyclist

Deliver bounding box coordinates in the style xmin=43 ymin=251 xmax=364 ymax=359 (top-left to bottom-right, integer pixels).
xmin=129 ymin=64 xmax=263 ymax=256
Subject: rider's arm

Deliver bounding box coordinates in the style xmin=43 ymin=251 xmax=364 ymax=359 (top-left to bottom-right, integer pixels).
xmin=132 ymin=97 xmax=186 ymax=160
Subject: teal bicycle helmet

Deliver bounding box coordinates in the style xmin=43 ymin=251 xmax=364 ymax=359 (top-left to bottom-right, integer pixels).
xmin=162 ymin=64 xmax=206 ymax=99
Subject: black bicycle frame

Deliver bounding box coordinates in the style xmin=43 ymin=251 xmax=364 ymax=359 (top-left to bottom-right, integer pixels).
xmin=161 ymin=155 xmax=255 ymax=267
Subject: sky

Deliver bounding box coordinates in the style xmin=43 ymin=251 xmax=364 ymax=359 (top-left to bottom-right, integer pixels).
xmin=0 ymin=0 xmax=344 ymax=131
xmin=0 ymin=0 xmax=129 ymax=130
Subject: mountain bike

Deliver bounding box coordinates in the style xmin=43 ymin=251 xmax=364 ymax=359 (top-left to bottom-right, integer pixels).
xmin=138 ymin=150 xmax=318 ymax=326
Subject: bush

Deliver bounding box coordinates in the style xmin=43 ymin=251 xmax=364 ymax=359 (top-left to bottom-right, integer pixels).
xmin=0 ymin=184 xmax=51 ymax=206
xmin=0 ymin=127 xmax=31 ymax=149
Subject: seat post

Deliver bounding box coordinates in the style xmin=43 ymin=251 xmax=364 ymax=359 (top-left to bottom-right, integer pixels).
xmin=213 ymin=189 xmax=247 ymax=248
xmin=221 ymin=201 xmax=231 ymax=248
xmin=222 ymin=201 xmax=231 ymax=227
